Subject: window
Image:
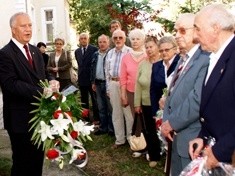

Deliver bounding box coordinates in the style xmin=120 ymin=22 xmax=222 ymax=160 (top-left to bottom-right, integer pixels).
xmin=41 ymin=7 xmax=56 ymax=43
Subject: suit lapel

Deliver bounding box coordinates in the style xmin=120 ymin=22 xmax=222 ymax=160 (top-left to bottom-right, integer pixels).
xmin=201 ymin=37 xmax=235 ymax=113
xmin=170 ymin=48 xmax=201 ymax=96
xmin=167 ymin=54 xmax=180 ymax=77
xmin=10 ymin=41 xmax=41 ymax=80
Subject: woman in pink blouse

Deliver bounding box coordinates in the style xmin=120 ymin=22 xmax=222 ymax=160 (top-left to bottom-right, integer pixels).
xmin=120 ymin=29 xmax=146 ymax=116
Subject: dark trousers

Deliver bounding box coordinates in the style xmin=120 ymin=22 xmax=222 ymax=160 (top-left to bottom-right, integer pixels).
xmin=79 ymin=85 xmax=99 ymax=122
xmin=8 ymin=130 xmax=44 ymax=176
xmin=95 ymin=80 xmax=114 ymax=132
xmin=142 ymin=105 xmax=161 ymax=161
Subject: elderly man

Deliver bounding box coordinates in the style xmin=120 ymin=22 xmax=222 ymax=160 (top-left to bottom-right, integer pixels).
xmin=105 ymin=29 xmax=133 ymax=148
xmin=75 ymin=33 xmax=99 ymax=123
xmin=189 ymin=4 xmax=235 ymax=169
xmin=160 ymin=13 xmax=210 ymax=175
xmin=91 ymin=34 xmax=114 ymax=135
xmin=109 ymin=20 xmax=131 ymax=48
xmin=0 ymin=12 xmax=59 ymax=176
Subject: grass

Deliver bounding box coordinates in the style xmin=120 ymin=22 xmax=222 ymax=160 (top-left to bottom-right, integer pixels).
xmin=0 ymin=157 xmax=11 ymax=176
xmin=82 ymin=133 xmax=166 ymax=176
xmin=0 ymin=131 xmax=166 ymax=176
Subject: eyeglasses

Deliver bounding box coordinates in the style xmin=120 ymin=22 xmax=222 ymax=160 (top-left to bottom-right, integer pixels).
xmin=159 ymin=46 xmax=176 ymax=53
xmin=113 ymin=36 xmax=124 ymax=40
xmin=55 ymin=43 xmax=63 ymax=45
xmin=174 ymin=27 xmax=194 ymax=35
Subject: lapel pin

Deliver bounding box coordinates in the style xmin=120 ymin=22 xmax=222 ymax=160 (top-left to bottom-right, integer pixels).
xmin=220 ymin=68 xmax=224 ymax=74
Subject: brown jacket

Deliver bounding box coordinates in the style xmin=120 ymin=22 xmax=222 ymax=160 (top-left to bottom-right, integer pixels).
xmin=47 ymin=50 xmax=72 ymax=79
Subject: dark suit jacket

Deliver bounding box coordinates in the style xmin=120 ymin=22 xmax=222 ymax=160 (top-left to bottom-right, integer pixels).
xmin=150 ymin=54 xmax=180 ymax=116
xmin=75 ymin=44 xmax=98 ymax=86
xmin=199 ymin=36 xmax=235 ymax=163
xmin=47 ymin=50 xmax=72 ymax=79
xmin=0 ymin=40 xmax=53 ymax=133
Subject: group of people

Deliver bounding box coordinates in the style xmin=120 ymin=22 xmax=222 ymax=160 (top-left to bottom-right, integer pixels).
xmin=0 ymin=3 xmax=235 ymax=176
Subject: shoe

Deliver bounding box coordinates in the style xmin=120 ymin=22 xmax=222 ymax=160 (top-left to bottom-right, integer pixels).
xmin=132 ymin=152 xmax=142 ymax=158
xmin=108 ymin=131 xmax=115 ymax=136
xmin=149 ymin=161 xmax=157 ymax=168
xmin=111 ymin=143 xmax=125 ymax=149
xmin=94 ymin=130 xmax=107 ymax=135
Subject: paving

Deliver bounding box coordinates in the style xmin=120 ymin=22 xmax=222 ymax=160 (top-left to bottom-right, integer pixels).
xmin=0 ymin=129 xmax=88 ymax=176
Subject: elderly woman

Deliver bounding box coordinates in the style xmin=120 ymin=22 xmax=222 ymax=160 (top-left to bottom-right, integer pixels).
xmin=120 ymin=29 xmax=147 ymax=116
xmin=134 ymin=36 xmax=161 ymax=167
xmin=150 ymin=36 xmax=180 ymax=118
xmin=47 ymin=38 xmax=72 ymax=91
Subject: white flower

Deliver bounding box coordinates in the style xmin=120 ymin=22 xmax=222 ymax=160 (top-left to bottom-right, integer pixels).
xmin=61 ymin=95 xmax=66 ymax=102
xmin=50 ymin=117 xmax=71 ymax=136
xmin=38 ymin=121 xmax=54 ymax=141
xmin=69 ymin=149 xmax=86 ymax=164
xmin=73 ymin=120 xmax=94 ymax=135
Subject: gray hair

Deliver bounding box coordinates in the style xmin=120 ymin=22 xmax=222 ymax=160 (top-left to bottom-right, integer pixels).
xmin=79 ymin=32 xmax=90 ymax=39
xmin=10 ymin=12 xmax=30 ymax=28
xmin=158 ymin=36 xmax=177 ymax=48
xmin=112 ymin=29 xmax=126 ymax=38
xmin=128 ymin=28 xmax=145 ymax=41
xmin=175 ymin=13 xmax=196 ymax=27
xmin=197 ymin=4 xmax=235 ymax=32
xmin=98 ymin=34 xmax=110 ymax=42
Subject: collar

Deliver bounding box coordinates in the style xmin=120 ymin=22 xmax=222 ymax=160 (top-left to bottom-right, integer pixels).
xmin=163 ymin=54 xmax=176 ymax=68
xmin=12 ymin=38 xmax=26 ymax=50
xmin=187 ymin=44 xmax=200 ymax=60
xmin=210 ymin=34 xmax=234 ymax=60
xmin=115 ymin=45 xmax=131 ymax=53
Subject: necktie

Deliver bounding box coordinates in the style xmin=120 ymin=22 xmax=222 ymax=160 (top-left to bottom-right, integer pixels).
xmin=23 ymin=44 xmax=33 ymax=68
xmin=169 ymin=55 xmax=188 ymax=93
xmin=83 ymin=47 xmax=86 ymax=56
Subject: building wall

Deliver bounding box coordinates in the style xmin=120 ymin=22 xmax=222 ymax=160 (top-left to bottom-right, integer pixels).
xmin=0 ymin=0 xmax=77 ymax=50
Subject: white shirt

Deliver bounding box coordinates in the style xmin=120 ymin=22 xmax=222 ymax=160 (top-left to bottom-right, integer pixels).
xmin=12 ymin=38 xmax=31 ymax=61
xmin=204 ymin=34 xmax=234 ymax=84
xmin=105 ymin=45 xmax=131 ymax=93
xmin=163 ymin=55 xmax=175 ymax=88
xmin=183 ymin=44 xmax=200 ymax=72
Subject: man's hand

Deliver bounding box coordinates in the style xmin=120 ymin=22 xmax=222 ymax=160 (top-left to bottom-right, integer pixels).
xmin=203 ymin=146 xmax=219 ymax=169
xmin=92 ymin=84 xmax=96 ymax=92
xmin=49 ymin=80 xmax=60 ymax=92
xmin=189 ymin=138 xmax=203 ymax=160
xmin=161 ymin=120 xmax=173 ymax=141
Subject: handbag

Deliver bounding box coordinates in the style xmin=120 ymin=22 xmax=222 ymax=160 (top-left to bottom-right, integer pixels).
xmin=70 ymin=67 xmax=78 ymax=84
xmin=129 ymin=113 xmax=147 ymax=151
xmin=65 ymin=51 xmax=78 ymax=84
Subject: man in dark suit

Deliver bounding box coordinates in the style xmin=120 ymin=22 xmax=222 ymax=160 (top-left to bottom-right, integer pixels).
xmin=75 ymin=33 xmax=99 ymax=123
xmin=160 ymin=13 xmax=210 ymax=175
xmin=0 ymin=12 xmax=59 ymax=176
xmin=189 ymin=4 xmax=235 ymax=169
